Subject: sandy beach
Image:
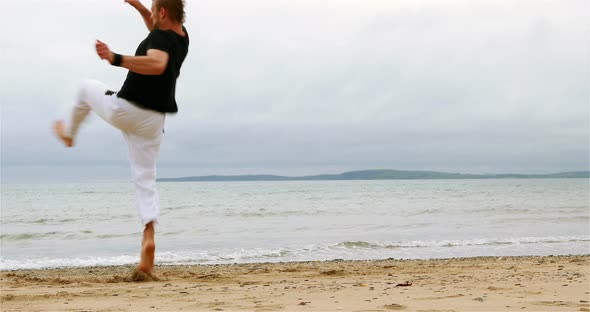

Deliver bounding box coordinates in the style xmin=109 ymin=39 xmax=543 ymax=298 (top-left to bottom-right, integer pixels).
xmin=1 ymin=255 xmax=588 ymax=311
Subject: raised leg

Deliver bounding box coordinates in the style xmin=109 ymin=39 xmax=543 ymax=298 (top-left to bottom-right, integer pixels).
xmin=53 ymin=79 xmax=117 ymax=146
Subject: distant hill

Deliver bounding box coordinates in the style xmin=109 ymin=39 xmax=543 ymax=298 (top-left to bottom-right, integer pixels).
xmin=157 ymin=169 xmax=590 ymax=182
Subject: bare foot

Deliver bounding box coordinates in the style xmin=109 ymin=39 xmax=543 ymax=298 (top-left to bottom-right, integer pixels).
xmin=138 ymin=239 xmax=155 ymax=273
xmin=53 ymin=121 xmax=73 ymax=147
xmin=137 ymin=222 xmax=156 ymax=275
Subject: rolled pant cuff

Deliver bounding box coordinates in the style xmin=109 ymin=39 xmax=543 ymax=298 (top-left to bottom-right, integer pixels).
xmin=142 ymin=217 xmax=159 ymax=227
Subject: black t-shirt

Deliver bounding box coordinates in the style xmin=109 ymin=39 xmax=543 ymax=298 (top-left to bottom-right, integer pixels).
xmin=117 ymin=26 xmax=189 ymax=113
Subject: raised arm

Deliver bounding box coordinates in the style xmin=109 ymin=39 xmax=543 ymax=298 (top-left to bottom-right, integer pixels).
xmin=125 ymin=0 xmax=154 ymax=32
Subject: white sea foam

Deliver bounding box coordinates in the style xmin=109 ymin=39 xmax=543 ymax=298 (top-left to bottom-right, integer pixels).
xmin=1 ymin=235 xmax=588 ymax=270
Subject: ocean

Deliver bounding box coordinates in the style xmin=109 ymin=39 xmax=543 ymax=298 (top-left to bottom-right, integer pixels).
xmin=1 ymin=179 xmax=588 ymax=270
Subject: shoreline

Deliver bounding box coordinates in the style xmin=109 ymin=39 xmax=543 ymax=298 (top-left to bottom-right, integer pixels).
xmin=2 ymin=254 xmax=589 ymax=272
xmin=2 ymin=253 xmax=589 ymax=272
xmin=2 ymin=255 xmax=589 ymax=311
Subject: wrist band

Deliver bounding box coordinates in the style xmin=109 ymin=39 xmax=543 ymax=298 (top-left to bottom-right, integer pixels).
xmin=112 ymin=53 xmax=123 ymax=67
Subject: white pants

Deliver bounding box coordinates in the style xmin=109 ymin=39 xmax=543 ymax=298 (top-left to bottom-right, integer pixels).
xmin=65 ymin=79 xmax=165 ymax=226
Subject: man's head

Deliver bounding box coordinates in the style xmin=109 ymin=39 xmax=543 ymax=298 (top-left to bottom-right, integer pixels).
xmin=151 ymin=0 xmax=185 ymax=28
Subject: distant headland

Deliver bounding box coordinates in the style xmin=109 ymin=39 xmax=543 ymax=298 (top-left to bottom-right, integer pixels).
xmin=157 ymin=169 xmax=590 ymax=182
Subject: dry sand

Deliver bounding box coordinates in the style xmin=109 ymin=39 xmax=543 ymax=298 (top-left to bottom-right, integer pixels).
xmin=1 ymin=255 xmax=589 ymax=311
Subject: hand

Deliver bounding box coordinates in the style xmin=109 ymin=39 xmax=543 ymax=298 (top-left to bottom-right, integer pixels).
xmin=95 ymin=40 xmax=114 ymax=64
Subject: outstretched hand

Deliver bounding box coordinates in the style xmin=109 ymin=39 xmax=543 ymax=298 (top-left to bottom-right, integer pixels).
xmin=96 ymin=40 xmax=114 ymax=64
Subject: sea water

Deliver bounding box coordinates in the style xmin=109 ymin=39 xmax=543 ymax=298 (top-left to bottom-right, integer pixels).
xmin=1 ymin=179 xmax=588 ymax=270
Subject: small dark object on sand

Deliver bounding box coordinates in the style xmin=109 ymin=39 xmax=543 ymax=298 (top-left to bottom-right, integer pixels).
xmin=395 ymin=281 xmax=412 ymax=287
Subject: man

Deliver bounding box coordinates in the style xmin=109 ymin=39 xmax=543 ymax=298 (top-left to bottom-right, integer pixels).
xmin=53 ymin=0 xmax=189 ymax=279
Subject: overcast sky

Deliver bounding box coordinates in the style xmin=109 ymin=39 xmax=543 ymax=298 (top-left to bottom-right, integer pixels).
xmin=1 ymin=0 xmax=589 ymax=182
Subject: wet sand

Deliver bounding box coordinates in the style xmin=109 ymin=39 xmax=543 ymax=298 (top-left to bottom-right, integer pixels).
xmin=1 ymin=255 xmax=589 ymax=311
